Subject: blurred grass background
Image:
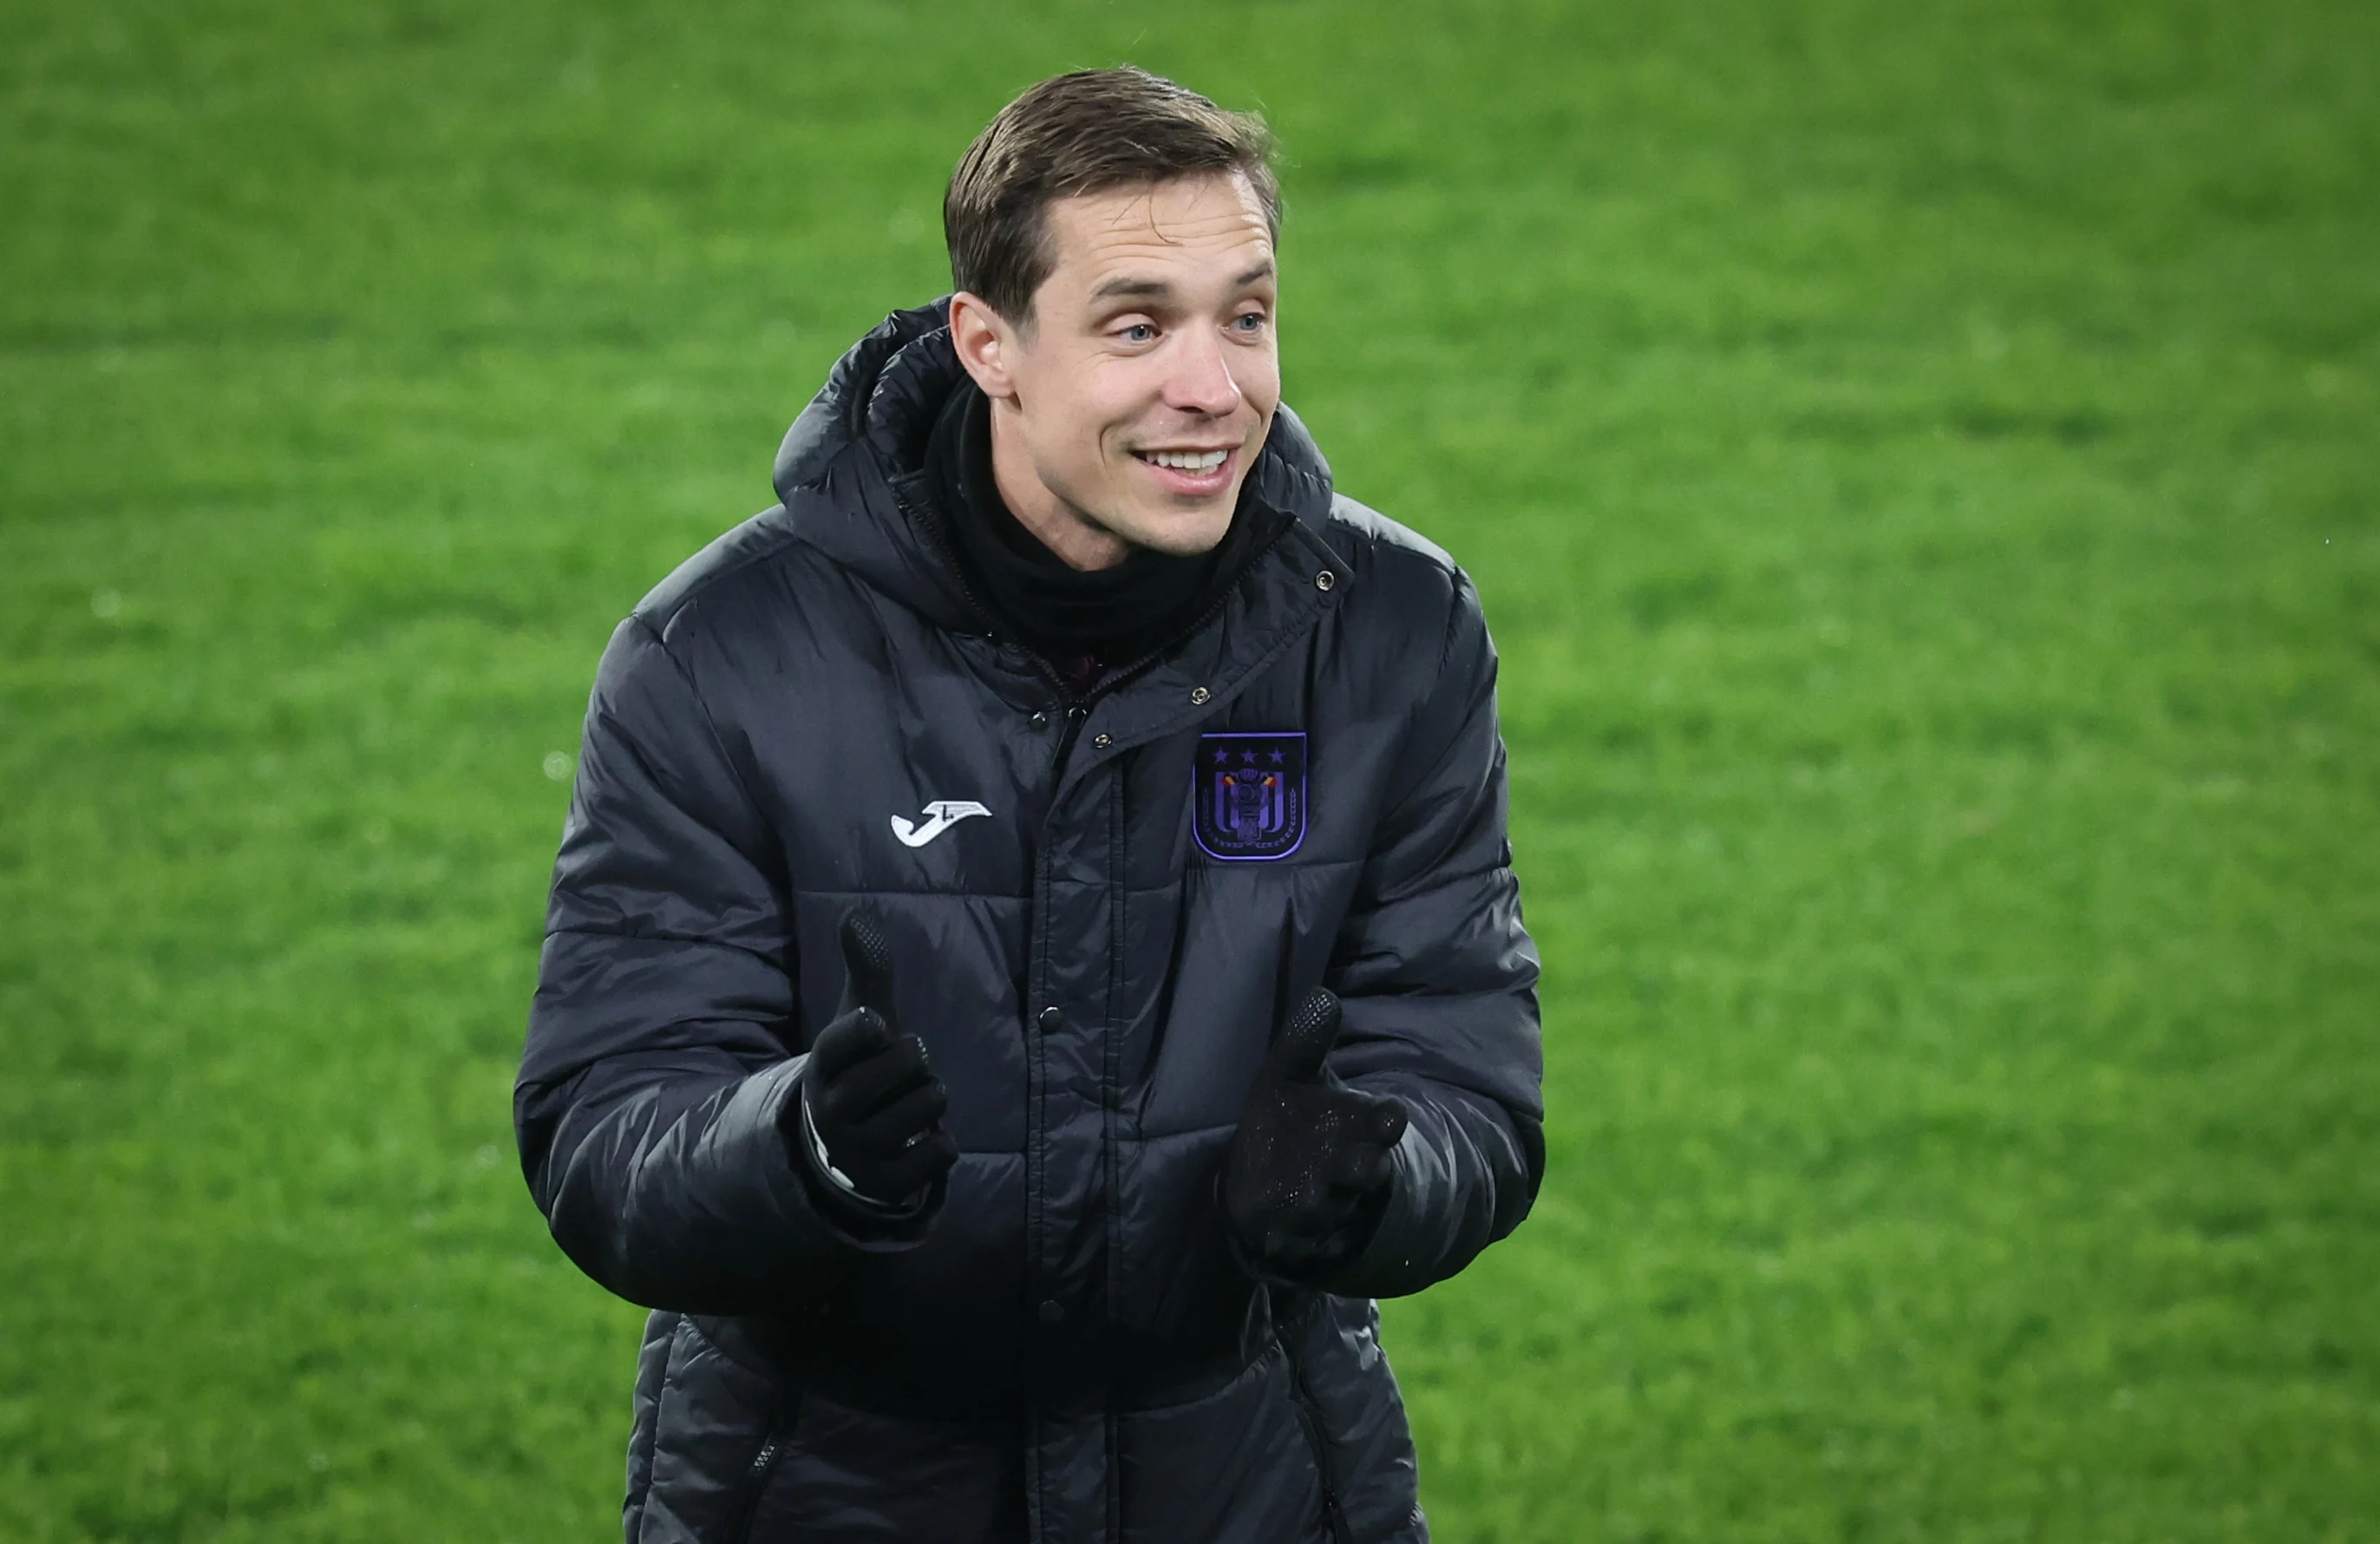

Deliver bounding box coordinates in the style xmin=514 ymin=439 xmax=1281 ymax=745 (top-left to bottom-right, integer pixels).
xmin=3 ymin=0 xmax=2376 ymax=1539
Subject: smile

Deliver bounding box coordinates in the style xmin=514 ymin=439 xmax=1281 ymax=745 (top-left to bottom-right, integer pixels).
xmin=1134 ymin=448 xmax=1231 ymax=473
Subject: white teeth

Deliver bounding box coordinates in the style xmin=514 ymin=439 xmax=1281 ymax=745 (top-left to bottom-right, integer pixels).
xmin=1143 ymin=449 xmax=1228 ymax=473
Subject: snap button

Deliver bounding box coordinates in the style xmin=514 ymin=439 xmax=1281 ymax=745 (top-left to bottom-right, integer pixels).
xmin=1189 ymin=685 xmax=1211 ymax=705
xmin=1030 ymin=710 xmax=1049 ymax=729
xmin=1093 ymin=732 xmax=1113 ymax=749
xmin=1037 ymin=1299 xmax=1065 ymax=1327
xmin=1036 ymin=1005 xmax=1061 ymax=1033
xmin=1315 ymin=570 xmax=1336 ymax=592
xmin=1068 ymin=704 xmax=1087 ymax=721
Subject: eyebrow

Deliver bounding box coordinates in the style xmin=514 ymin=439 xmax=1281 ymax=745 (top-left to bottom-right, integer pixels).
xmin=1087 ymin=261 xmax=1278 ymax=304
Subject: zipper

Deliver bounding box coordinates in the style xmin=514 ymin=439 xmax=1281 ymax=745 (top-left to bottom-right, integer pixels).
xmin=1051 ymin=703 xmax=1089 ymax=774
xmin=1281 ymin=1343 xmax=1354 ymax=1544
xmin=722 ymin=1412 xmax=788 ymax=1544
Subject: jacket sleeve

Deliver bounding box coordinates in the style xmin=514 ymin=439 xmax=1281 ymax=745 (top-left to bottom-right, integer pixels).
xmin=1318 ymin=567 xmax=1545 ymax=1299
xmin=514 ymin=614 xmax=927 ymax=1317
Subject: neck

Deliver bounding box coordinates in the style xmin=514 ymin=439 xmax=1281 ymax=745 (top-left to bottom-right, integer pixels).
xmin=986 ymin=398 xmax=1131 ymax=572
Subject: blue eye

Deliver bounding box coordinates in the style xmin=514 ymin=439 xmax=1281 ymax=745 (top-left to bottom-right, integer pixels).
xmin=1232 ymin=311 xmax=1267 ymax=333
xmin=1121 ymin=323 xmax=1157 ymax=343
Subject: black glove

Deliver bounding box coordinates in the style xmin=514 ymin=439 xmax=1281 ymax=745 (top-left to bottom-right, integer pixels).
xmin=786 ymin=910 xmax=958 ymax=1211
xmin=1221 ymin=987 xmax=1409 ymax=1279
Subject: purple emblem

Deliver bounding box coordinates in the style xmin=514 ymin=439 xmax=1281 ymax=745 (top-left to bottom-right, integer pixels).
xmin=1193 ymin=732 xmax=1307 ymax=860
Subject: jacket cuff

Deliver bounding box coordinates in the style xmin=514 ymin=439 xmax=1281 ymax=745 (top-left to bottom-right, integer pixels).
xmin=783 ymin=1059 xmax=941 ymax=1242
xmin=1310 ymin=1122 xmax=1441 ymax=1298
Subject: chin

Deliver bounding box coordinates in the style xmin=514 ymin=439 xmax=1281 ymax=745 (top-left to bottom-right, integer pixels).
xmin=1122 ymin=507 xmax=1237 ymax=557
xmin=1115 ymin=477 xmax=1250 ymax=556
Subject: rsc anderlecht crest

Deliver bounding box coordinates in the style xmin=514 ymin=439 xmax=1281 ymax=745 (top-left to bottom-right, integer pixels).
xmin=1193 ymin=732 xmax=1307 ymax=860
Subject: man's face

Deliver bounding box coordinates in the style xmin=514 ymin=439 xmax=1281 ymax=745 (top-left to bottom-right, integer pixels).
xmin=960 ymin=172 xmax=1280 ymax=567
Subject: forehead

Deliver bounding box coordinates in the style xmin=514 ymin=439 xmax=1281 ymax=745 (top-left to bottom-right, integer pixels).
xmin=1039 ymin=173 xmax=1275 ymax=298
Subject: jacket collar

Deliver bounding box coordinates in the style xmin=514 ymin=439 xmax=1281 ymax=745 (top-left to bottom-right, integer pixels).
xmin=771 ymin=298 xmax=1337 ymax=634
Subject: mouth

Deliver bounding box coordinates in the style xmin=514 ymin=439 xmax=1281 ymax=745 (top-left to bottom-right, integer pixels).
xmin=1131 ymin=445 xmax=1237 ymax=495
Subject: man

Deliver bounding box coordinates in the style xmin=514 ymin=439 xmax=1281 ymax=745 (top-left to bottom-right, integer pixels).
xmin=517 ymin=66 xmax=1543 ymax=1544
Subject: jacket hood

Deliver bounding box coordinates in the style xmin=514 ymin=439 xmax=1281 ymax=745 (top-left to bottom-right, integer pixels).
xmin=768 ymin=299 xmax=1337 ymax=630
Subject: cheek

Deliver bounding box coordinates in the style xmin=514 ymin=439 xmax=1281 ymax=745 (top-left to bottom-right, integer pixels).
xmin=1026 ymin=378 xmax=1112 ymax=468
xmin=1084 ymin=376 xmax=1162 ymax=461
xmin=1238 ymin=347 xmax=1283 ymax=410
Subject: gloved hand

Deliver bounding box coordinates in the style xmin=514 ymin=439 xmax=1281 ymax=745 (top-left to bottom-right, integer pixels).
xmin=1221 ymin=987 xmax=1409 ymax=1279
xmin=787 ymin=910 xmax=958 ymax=1211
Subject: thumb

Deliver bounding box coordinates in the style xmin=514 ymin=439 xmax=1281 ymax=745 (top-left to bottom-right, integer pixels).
xmin=836 ymin=908 xmax=898 ymax=1025
xmin=1265 ymin=987 xmax=1343 ymax=1083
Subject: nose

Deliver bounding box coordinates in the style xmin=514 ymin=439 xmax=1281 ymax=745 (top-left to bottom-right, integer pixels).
xmin=1162 ymin=327 xmax=1242 ymax=418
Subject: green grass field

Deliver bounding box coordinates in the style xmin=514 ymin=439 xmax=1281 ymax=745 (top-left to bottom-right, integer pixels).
xmin=4 ymin=1 xmax=2376 ymax=1538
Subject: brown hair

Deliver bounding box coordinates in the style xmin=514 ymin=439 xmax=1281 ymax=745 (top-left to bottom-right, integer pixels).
xmin=945 ymin=67 xmax=1281 ymax=324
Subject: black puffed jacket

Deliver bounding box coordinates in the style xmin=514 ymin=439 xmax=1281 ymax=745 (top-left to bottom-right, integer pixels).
xmin=516 ymin=300 xmax=1545 ymax=1544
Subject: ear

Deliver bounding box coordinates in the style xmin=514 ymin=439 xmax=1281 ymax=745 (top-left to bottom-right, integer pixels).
xmin=948 ymin=291 xmax=1021 ymax=403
